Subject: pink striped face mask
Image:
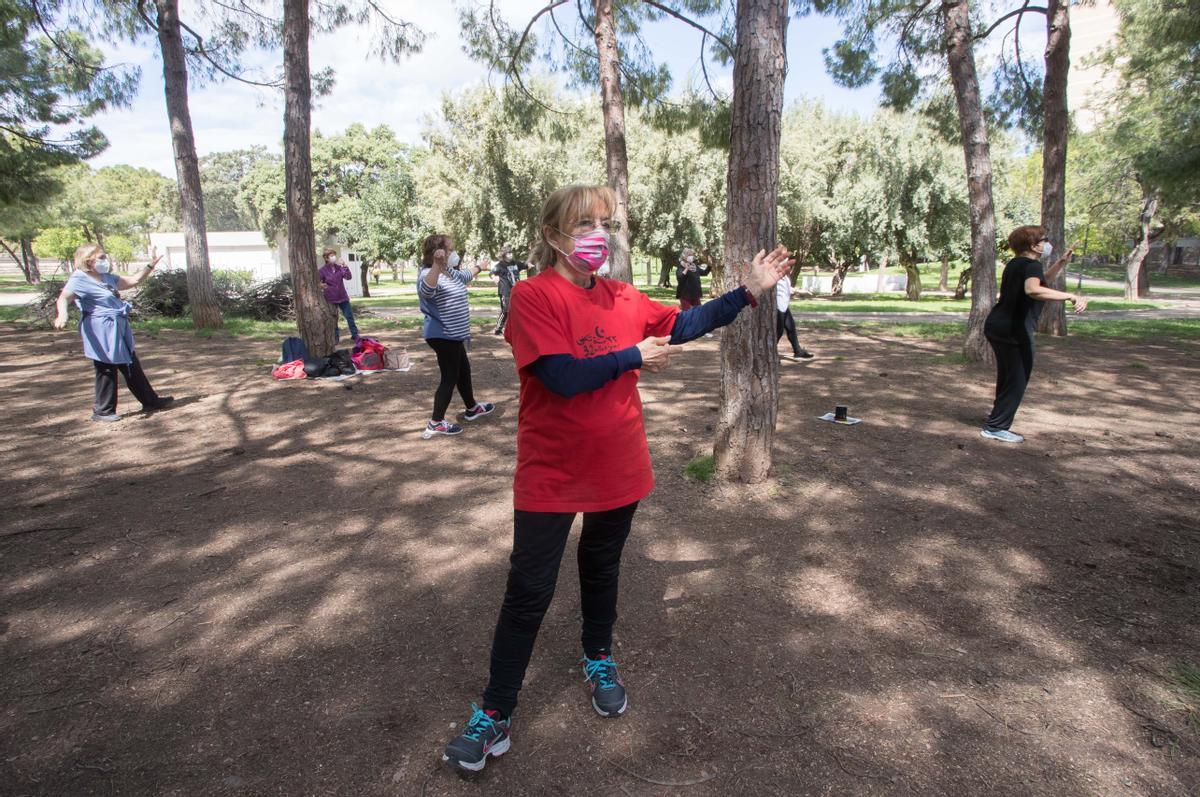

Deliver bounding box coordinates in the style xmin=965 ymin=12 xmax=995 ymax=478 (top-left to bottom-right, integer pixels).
xmin=552 ymin=228 xmax=610 ymax=274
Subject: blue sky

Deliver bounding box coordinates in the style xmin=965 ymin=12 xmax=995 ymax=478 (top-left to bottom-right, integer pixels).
xmin=90 ymin=1 xmax=887 ymax=176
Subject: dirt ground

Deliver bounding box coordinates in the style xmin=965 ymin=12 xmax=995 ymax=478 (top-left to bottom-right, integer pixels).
xmin=1 ymin=321 xmax=1198 ymax=796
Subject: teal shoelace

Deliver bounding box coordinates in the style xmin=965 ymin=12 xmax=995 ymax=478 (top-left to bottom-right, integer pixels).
xmin=583 ymin=656 xmax=619 ymax=690
xmin=462 ymin=703 xmax=497 ymax=741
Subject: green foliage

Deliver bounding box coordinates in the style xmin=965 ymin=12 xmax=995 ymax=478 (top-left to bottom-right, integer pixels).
xmin=32 ymin=226 xmax=86 ymax=264
xmin=42 ymin=164 xmax=178 ymax=242
xmin=199 ymin=147 xmax=272 ymax=231
xmin=684 ymin=454 xmax=716 ymax=483
xmin=1098 ymin=0 xmax=1200 ymax=205
xmin=0 ymin=0 xmax=139 ymax=206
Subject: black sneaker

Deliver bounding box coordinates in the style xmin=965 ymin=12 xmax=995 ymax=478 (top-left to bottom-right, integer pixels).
xmin=793 ymin=350 xmax=815 ymax=360
xmin=442 ymin=704 xmax=511 ymax=773
xmin=463 ymin=402 xmax=495 ymax=421
xmin=143 ymin=396 xmax=175 ymax=412
xmin=91 ymin=412 xmax=121 ymax=422
xmin=582 ymin=653 xmax=628 ymax=717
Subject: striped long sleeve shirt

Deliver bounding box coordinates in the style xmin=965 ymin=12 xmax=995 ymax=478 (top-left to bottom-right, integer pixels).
xmin=417 ymin=266 xmax=474 ymax=341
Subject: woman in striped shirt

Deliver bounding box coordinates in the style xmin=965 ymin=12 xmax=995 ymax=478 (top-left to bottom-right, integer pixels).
xmin=417 ymin=234 xmax=495 ymax=439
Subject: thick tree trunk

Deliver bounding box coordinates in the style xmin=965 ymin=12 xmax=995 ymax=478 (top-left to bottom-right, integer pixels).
xmin=359 ymin=261 xmax=371 ymax=298
xmin=657 ymin=247 xmax=673 ymax=287
xmin=20 ymin=237 xmax=40 ymax=283
xmin=593 ymin=0 xmax=632 ymax=283
xmin=953 ymin=266 xmax=971 ymax=300
xmin=902 ymin=252 xmax=922 ymax=300
xmin=1125 ymin=190 xmax=1158 ymax=300
xmin=284 ymin=0 xmax=336 ymax=355
xmin=944 ymin=0 xmax=997 ymax=363
xmin=938 ymin=254 xmax=949 ymax=291
xmin=713 ymin=0 xmax=788 ymax=485
xmin=155 ymin=0 xmax=222 ymax=329
xmin=1156 ymin=240 xmax=1173 ymax=274
xmin=1036 ymin=0 xmax=1071 ymax=336
xmin=830 ymin=259 xmax=850 ymax=295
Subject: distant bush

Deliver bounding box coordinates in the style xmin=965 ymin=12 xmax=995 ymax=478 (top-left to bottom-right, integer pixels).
xmin=134 ymin=269 xmax=293 ymax=320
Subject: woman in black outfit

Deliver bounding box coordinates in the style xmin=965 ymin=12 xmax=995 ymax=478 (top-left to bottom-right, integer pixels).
xmin=981 ymin=225 xmax=1086 ymax=443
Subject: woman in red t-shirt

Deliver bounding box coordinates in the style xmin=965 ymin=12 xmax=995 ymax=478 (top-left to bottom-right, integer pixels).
xmin=442 ymin=185 xmax=793 ymax=773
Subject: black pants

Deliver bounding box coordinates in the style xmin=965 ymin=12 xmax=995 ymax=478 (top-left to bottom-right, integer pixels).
xmin=984 ymin=333 xmax=1034 ymax=431
xmin=93 ymin=355 xmax=159 ymax=415
xmin=426 ymin=338 xmax=476 ymax=422
xmin=494 ymin=291 xmax=511 ymax=334
xmin=776 ymin=309 xmax=803 ymax=356
xmin=482 ymin=501 xmax=638 ymax=717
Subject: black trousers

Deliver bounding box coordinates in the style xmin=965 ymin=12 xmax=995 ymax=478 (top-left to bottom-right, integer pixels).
xmin=984 ymin=333 xmax=1035 ymax=431
xmin=776 ymin=309 xmax=803 ymax=356
xmin=482 ymin=501 xmax=638 ymax=717
xmin=425 ymin=338 xmax=477 ymax=422
xmin=93 ymin=355 xmax=159 ymax=415
xmin=494 ymin=291 xmax=511 ymax=334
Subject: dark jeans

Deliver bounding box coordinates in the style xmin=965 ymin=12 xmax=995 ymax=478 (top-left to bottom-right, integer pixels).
xmin=494 ymin=290 xmax=511 ymax=334
xmin=93 ymin=354 xmax=159 ymax=415
xmin=334 ymin=300 xmax=359 ymax=340
xmin=679 ymin=296 xmax=701 ymax=310
xmin=482 ymin=501 xmax=638 ymax=717
xmin=776 ymin=309 xmax=803 ymax=356
xmin=984 ymin=333 xmax=1035 ymax=431
xmin=426 ymin=338 xmax=476 ymax=422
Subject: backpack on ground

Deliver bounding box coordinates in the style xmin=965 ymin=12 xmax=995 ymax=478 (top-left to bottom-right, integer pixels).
xmin=281 ymin=336 xmax=309 ymax=363
xmin=352 ymin=349 xmax=384 ymax=371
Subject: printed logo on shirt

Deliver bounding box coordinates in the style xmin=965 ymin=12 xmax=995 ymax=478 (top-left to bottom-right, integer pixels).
xmin=577 ymin=325 xmax=619 ymax=357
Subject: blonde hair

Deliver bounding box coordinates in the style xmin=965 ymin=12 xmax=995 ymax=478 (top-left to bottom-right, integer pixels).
xmin=74 ymin=243 xmax=104 ymax=272
xmin=532 ymin=185 xmax=616 ymax=268
xmin=322 ymin=248 xmax=338 ymax=258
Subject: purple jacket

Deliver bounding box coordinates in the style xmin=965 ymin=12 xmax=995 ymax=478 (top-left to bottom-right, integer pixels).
xmin=319 ymin=262 xmax=352 ymax=303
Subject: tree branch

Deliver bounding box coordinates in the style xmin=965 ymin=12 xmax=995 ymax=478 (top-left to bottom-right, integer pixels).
xmin=500 ymin=0 xmax=570 ymax=115
xmin=699 ymin=31 xmax=724 ymax=102
xmin=177 ymin=18 xmax=284 ymax=87
xmin=975 ymin=2 xmax=1047 ymax=41
xmin=639 ymin=0 xmax=733 ymax=55
xmin=30 ymin=0 xmax=126 ymax=73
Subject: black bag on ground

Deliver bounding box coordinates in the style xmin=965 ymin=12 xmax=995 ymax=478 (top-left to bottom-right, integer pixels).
xmin=330 ymin=349 xmax=355 ymax=375
xmin=302 ymin=355 xmax=339 ymax=378
xmin=281 ymin=336 xmax=309 ymax=363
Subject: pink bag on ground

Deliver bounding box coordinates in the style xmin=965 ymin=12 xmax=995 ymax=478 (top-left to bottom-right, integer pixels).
xmin=273 ymin=359 xmax=307 ymax=380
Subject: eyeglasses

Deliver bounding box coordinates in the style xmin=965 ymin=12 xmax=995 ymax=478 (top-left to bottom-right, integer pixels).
xmin=570 ymin=218 xmax=622 ymax=235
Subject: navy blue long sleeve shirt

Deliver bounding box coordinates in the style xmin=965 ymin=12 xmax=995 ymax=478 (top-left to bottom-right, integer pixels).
xmin=530 ymin=287 xmax=752 ymax=398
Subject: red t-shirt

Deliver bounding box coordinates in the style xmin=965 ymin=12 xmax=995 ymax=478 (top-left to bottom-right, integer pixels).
xmin=505 ymin=268 xmax=679 ymax=512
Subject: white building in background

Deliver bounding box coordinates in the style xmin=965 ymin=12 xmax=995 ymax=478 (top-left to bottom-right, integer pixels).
xmin=147 ymin=230 xmax=364 ymax=297
xmin=1068 ymin=0 xmax=1122 ymax=133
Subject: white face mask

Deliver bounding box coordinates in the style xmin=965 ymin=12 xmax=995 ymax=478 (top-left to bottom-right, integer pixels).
xmin=1041 ymin=241 xmax=1053 ymax=259
xmin=93 ymin=257 xmax=111 ymax=274
xmin=447 ymin=251 xmax=461 ymax=269
xmin=686 ymin=255 xmax=694 ymax=263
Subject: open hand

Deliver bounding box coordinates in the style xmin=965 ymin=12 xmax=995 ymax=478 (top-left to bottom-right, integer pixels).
xmin=147 ymin=245 xmax=162 ymax=270
xmin=1072 ymin=295 xmax=1088 ymax=314
xmin=744 ymin=245 xmax=795 ymax=295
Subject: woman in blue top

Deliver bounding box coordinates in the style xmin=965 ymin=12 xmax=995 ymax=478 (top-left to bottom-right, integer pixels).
xmin=417 ymin=233 xmax=495 ymax=439
xmin=53 ymin=244 xmax=174 ymax=422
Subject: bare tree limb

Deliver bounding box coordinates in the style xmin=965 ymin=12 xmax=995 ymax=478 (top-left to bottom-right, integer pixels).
xmin=176 ymin=17 xmax=284 ymax=87
xmin=975 ymin=1 xmax=1047 ymax=41
xmin=699 ymin=31 xmax=724 ymax=102
xmin=639 ymin=0 xmax=733 ymax=55
xmin=30 ymin=0 xmax=129 ymax=73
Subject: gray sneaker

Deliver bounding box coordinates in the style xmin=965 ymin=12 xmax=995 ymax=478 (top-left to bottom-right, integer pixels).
xmin=582 ymin=654 xmax=628 ymax=717
xmin=980 ymin=428 xmax=1024 ymax=443
xmin=442 ymin=704 xmax=511 ymax=773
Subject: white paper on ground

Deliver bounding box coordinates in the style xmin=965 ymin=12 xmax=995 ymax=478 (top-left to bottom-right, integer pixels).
xmin=818 ymin=412 xmax=862 ymax=425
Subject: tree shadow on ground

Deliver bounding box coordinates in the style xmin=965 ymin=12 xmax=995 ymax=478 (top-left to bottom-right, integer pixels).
xmin=0 ymin=323 xmax=1197 ymax=796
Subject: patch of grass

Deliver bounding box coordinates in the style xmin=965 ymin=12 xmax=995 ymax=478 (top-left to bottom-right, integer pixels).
xmin=795 ymin=293 xmax=1163 ymax=313
xmin=1171 ymin=661 xmax=1200 ymax=732
xmin=1069 ymin=318 xmax=1200 ymax=340
xmin=1127 ymin=361 xmax=1149 ymax=369
xmin=0 ymin=276 xmax=40 ymax=292
xmin=684 ymin=454 xmax=715 ymax=483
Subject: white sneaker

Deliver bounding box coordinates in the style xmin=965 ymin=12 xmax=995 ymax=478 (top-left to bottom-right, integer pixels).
xmin=980 ymin=428 xmax=1024 ymax=443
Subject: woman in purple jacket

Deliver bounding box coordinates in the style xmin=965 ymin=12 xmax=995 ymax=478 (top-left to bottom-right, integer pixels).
xmin=319 ymin=248 xmax=359 ymax=341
